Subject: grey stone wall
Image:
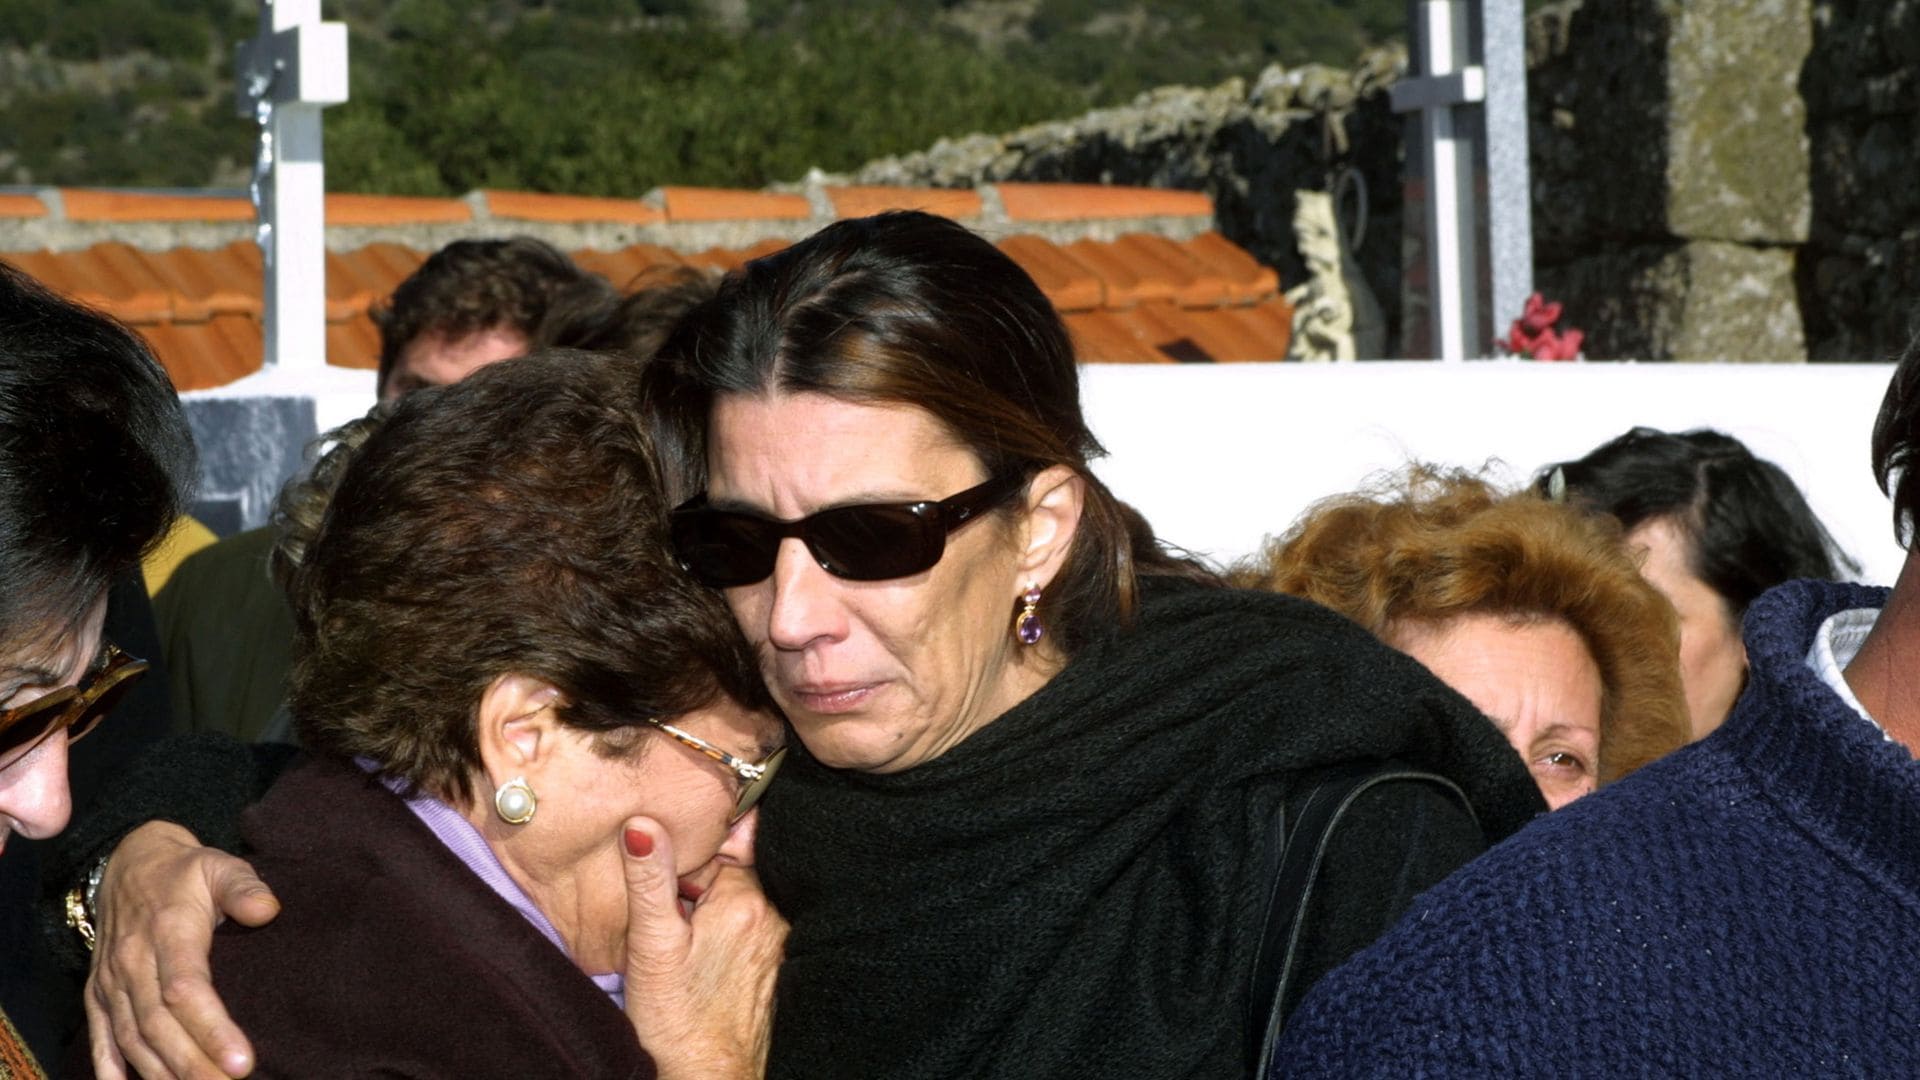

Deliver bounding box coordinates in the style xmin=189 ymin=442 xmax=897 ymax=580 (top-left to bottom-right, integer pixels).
xmin=1799 ymin=0 xmax=1920 ymax=360
xmin=830 ymin=57 xmax=1410 ymax=354
xmin=836 ymin=0 xmax=1919 ymax=362
xmin=182 ymin=397 xmax=316 ymax=537
xmin=1530 ymin=0 xmax=1813 ymax=361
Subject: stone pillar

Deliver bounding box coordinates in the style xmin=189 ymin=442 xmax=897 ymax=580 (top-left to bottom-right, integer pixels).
xmin=182 ymin=398 xmax=317 ymax=537
xmin=1530 ymin=0 xmax=1812 ymax=360
xmin=1799 ymin=0 xmax=1920 ymax=360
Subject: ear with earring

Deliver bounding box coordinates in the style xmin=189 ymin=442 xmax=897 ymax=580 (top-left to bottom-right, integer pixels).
xmin=1014 ymin=583 xmax=1044 ymax=645
xmin=494 ymin=776 xmax=537 ymax=825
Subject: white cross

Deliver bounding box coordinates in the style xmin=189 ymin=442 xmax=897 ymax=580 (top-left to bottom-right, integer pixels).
xmin=1389 ymin=0 xmax=1533 ymax=363
xmin=235 ymin=0 xmax=348 ymax=372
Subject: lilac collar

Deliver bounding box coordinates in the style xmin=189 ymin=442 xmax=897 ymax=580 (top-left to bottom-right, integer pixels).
xmin=356 ymin=758 xmax=625 ymax=1007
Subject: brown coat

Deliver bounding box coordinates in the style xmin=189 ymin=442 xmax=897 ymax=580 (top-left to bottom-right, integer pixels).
xmin=203 ymin=755 xmax=653 ymax=1078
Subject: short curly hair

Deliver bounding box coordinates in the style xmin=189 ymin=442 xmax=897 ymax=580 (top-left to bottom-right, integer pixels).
xmin=1232 ymin=467 xmax=1688 ymax=783
xmin=371 ymin=238 xmax=615 ymax=396
xmin=284 ymin=348 xmax=771 ymax=804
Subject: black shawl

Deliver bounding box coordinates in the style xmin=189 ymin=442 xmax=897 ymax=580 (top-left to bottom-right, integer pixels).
xmin=758 ymin=581 xmax=1542 ymax=1080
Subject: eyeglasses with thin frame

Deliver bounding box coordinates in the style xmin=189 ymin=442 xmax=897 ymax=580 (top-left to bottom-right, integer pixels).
xmin=0 ymin=642 xmax=147 ymax=769
xmin=642 ymin=717 xmax=786 ymax=822
xmin=670 ymin=472 xmax=1029 ymax=589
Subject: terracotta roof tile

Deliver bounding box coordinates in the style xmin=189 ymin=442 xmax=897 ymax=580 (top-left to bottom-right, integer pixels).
xmin=4 ymin=184 xmax=1293 ymax=386
xmin=1177 ymin=299 xmax=1287 ymax=361
xmin=0 ymin=193 xmax=48 ymax=218
xmin=1094 ymin=304 xmax=1192 ymax=363
xmin=999 ymin=234 xmax=1104 ymax=312
xmin=1061 ymin=237 xmax=1179 ymax=309
xmin=572 ymin=244 xmax=687 ymax=288
xmin=146 ymin=243 xmax=261 ymax=321
xmin=997 ymin=183 xmax=1212 ymax=223
xmin=60 ymin=189 xmax=252 ymax=222
xmin=1218 ymin=298 xmax=1295 ymax=360
xmin=352 ymin=241 xmax=426 ymax=284
xmin=3 ymin=250 xmax=84 ymax=300
xmin=482 ymin=189 xmax=665 ymax=225
xmin=139 ymin=315 xmax=261 ymax=391
xmin=39 ymin=242 xmax=176 ymax=323
xmin=1183 ymin=231 xmax=1280 ymax=303
xmin=325 ymin=193 xmax=472 ymax=226
xmin=325 ymin=317 xmax=382 ymax=371
xmin=1111 ymin=234 xmax=1231 ymax=308
xmin=826 ymin=186 xmax=983 ymax=220
xmin=655 ymin=187 xmax=811 ymax=222
xmin=683 ymin=237 xmax=791 ymax=273
xmin=326 ymin=247 xmax=395 ymax=321
xmin=1063 ymin=311 xmax=1171 ymax=363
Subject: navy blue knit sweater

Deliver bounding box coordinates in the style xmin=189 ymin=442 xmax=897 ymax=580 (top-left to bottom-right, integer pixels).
xmin=1273 ymin=579 xmax=1920 ymax=1077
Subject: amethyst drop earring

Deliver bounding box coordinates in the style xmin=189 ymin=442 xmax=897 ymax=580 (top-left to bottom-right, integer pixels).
xmin=1015 ymin=583 xmax=1044 ymax=645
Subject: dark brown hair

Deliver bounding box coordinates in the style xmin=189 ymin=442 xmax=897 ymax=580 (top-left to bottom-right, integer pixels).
xmin=1536 ymin=426 xmax=1855 ymax=619
xmin=285 ymin=349 xmax=770 ymax=803
xmin=1233 ymin=467 xmax=1689 ymax=783
xmin=1873 ymin=334 xmax=1920 ymax=548
xmin=372 ymin=237 xmax=615 ymax=394
xmin=0 ymin=261 xmax=196 ymax=641
xmin=532 ymin=265 xmax=720 ymax=360
xmin=644 ymin=211 xmax=1215 ymax=655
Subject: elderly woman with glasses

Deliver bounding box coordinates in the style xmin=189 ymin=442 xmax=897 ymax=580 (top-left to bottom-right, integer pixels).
xmin=0 ymin=262 xmax=195 ymax=1075
xmin=72 ymin=350 xmax=787 ymax=1078
xmin=83 ymin=214 xmax=1543 ymax=1080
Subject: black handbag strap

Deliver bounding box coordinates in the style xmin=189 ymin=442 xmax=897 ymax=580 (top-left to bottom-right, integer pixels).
xmin=1247 ymin=761 xmax=1477 ymax=1079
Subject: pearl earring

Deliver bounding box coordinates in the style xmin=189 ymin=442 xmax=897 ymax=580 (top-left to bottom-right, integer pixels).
xmin=494 ymin=776 xmax=537 ymax=825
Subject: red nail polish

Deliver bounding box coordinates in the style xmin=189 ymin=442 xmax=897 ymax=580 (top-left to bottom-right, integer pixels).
xmin=624 ymin=828 xmax=653 ymax=858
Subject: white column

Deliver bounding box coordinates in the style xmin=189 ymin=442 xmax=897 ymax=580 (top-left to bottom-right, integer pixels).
xmin=236 ymin=0 xmax=347 ymax=372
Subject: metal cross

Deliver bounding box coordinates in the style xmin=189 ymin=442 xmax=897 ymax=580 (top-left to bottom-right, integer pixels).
xmin=1390 ymin=0 xmax=1532 ymax=361
xmin=235 ymin=0 xmax=348 ymax=372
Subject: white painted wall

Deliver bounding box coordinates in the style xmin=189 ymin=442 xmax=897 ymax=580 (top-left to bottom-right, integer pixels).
xmin=188 ymin=361 xmax=1910 ymax=584
xmin=1080 ymin=362 xmax=1909 ymax=585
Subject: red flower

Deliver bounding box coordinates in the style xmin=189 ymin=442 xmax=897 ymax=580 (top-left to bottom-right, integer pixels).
xmin=1502 ymin=293 xmax=1583 ymax=361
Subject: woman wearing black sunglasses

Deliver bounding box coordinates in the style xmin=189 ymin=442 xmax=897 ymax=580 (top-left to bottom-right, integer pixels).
xmin=81 ymin=213 xmax=1544 ymax=1080
xmin=0 ymin=263 xmax=196 ymax=1073
xmin=639 ymin=211 xmax=1542 ymax=1078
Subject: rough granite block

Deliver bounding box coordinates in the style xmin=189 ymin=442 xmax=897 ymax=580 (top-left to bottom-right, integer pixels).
xmin=182 ymin=396 xmax=318 ymax=537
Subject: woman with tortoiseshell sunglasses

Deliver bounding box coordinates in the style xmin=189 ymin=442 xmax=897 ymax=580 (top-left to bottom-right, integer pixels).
xmin=0 ymin=261 xmax=196 ymax=1078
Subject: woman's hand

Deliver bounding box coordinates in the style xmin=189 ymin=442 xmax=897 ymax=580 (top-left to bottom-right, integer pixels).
xmin=84 ymin=820 xmax=281 ymax=1080
xmin=621 ymin=816 xmax=788 ymax=1080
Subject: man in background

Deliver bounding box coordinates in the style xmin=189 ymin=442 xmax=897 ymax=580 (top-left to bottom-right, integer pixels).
xmin=1275 ymin=338 xmax=1920 ymax=1074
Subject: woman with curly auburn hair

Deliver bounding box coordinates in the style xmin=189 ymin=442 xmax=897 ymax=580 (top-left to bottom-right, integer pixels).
xmin=1234 ymin=466 xmax=1690 ymax=807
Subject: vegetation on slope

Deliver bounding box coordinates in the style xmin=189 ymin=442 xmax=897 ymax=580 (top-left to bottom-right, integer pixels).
xmin=0 ymin=0 xmax=1406 ymax=193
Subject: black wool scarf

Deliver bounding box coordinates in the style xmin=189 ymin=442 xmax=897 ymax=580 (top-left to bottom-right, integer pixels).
xmin=758 ymin=581 xmax=1541 ymax=1080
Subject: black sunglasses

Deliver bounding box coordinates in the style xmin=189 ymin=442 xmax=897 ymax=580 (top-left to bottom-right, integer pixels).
xmin=0 ymin=643 xmax=147 ymax=768
xmin=670 ymin=472 xmax=1029 ymax=588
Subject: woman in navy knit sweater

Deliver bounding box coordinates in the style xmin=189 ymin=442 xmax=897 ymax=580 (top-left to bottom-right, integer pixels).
xmin=1274 ymin=343 xmax=1920 ymax=1076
